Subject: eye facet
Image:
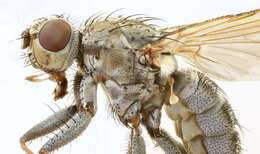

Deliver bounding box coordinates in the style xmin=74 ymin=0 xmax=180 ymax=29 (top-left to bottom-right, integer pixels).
xmin=39 ymin=19 xmax=71 ymax=52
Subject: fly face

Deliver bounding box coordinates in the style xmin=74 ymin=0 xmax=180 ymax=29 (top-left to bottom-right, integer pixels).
xmin=21 ymin=15 xmax=80 ymax=72
xmin=21 ymin=15 xmax=81 ymax=100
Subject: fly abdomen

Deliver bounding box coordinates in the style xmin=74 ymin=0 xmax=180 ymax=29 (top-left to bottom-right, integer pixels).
xmin=166 ymin=70 xmax=241 ymax=154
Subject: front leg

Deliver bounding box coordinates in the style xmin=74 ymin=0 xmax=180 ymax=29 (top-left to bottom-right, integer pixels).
xmin=20 ymin=74 xmax=97 ymax=154
xmin=39 ymin=108 xmax=93 ymax=154
xmin=20 ymin=105 xmax=78 ymax=154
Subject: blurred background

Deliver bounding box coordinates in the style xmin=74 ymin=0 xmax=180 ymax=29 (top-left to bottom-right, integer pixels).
xmin=0 ymin=0 xmax=260 ymax=153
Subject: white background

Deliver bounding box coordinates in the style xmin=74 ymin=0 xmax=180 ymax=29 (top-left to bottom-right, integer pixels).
xmin=1 ymin=0 xmax=260 ymax=153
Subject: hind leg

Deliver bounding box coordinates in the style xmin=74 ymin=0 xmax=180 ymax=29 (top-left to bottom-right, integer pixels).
xmin=142 ymin=107 xmax=187 ymax=154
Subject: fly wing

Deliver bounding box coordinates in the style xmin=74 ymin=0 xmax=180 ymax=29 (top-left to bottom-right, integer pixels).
xmin=154 ymin=9 xmax=260 ymax=80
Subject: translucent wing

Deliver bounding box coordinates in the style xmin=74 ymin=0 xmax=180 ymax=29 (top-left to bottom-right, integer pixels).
xmin=155 ymin=9 xmax=260 ymax=80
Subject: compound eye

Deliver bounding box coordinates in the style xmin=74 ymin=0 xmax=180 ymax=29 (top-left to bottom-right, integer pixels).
xmin=39 ymin=19 xmax=71 ymax=52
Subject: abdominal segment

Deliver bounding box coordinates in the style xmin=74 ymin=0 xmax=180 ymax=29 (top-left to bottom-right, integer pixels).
xmin=166 ymin=70 xmax=241 ymax=154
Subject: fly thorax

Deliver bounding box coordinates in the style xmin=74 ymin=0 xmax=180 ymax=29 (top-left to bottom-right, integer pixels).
xmin=81 ymin=20 xmax=132 ymax=52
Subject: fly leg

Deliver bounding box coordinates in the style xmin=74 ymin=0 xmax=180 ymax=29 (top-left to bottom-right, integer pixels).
xmin=99 ymin=81 xmax=148 ymax=154
xmin=20 ymin=74 xmax=97 ymax=154
xmin=39 ymin=74 xmax=97 ymax=154
xmin=127 ymin=128 xmax=146 ymax=154
xmin=142 ymin=108 xmax=187 ymax=154
xmin=115 ymin=101 xmax=146 ymax=154
xmin=38 ymin=107 xmax=93 ymax=154
xmin=20 ymin=105 xmax=78 ymax=154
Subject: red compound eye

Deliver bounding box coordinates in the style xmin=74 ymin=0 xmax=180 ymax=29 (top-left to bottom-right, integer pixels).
xmin=39 ymin=19 xmax=71 ymax=52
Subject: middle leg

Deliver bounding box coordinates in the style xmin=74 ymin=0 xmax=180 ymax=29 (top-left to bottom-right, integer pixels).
xmin=127 ymin=128 xmax=146 ymax=154
xmin=113 ymin=100 xmax=146 ymax=154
